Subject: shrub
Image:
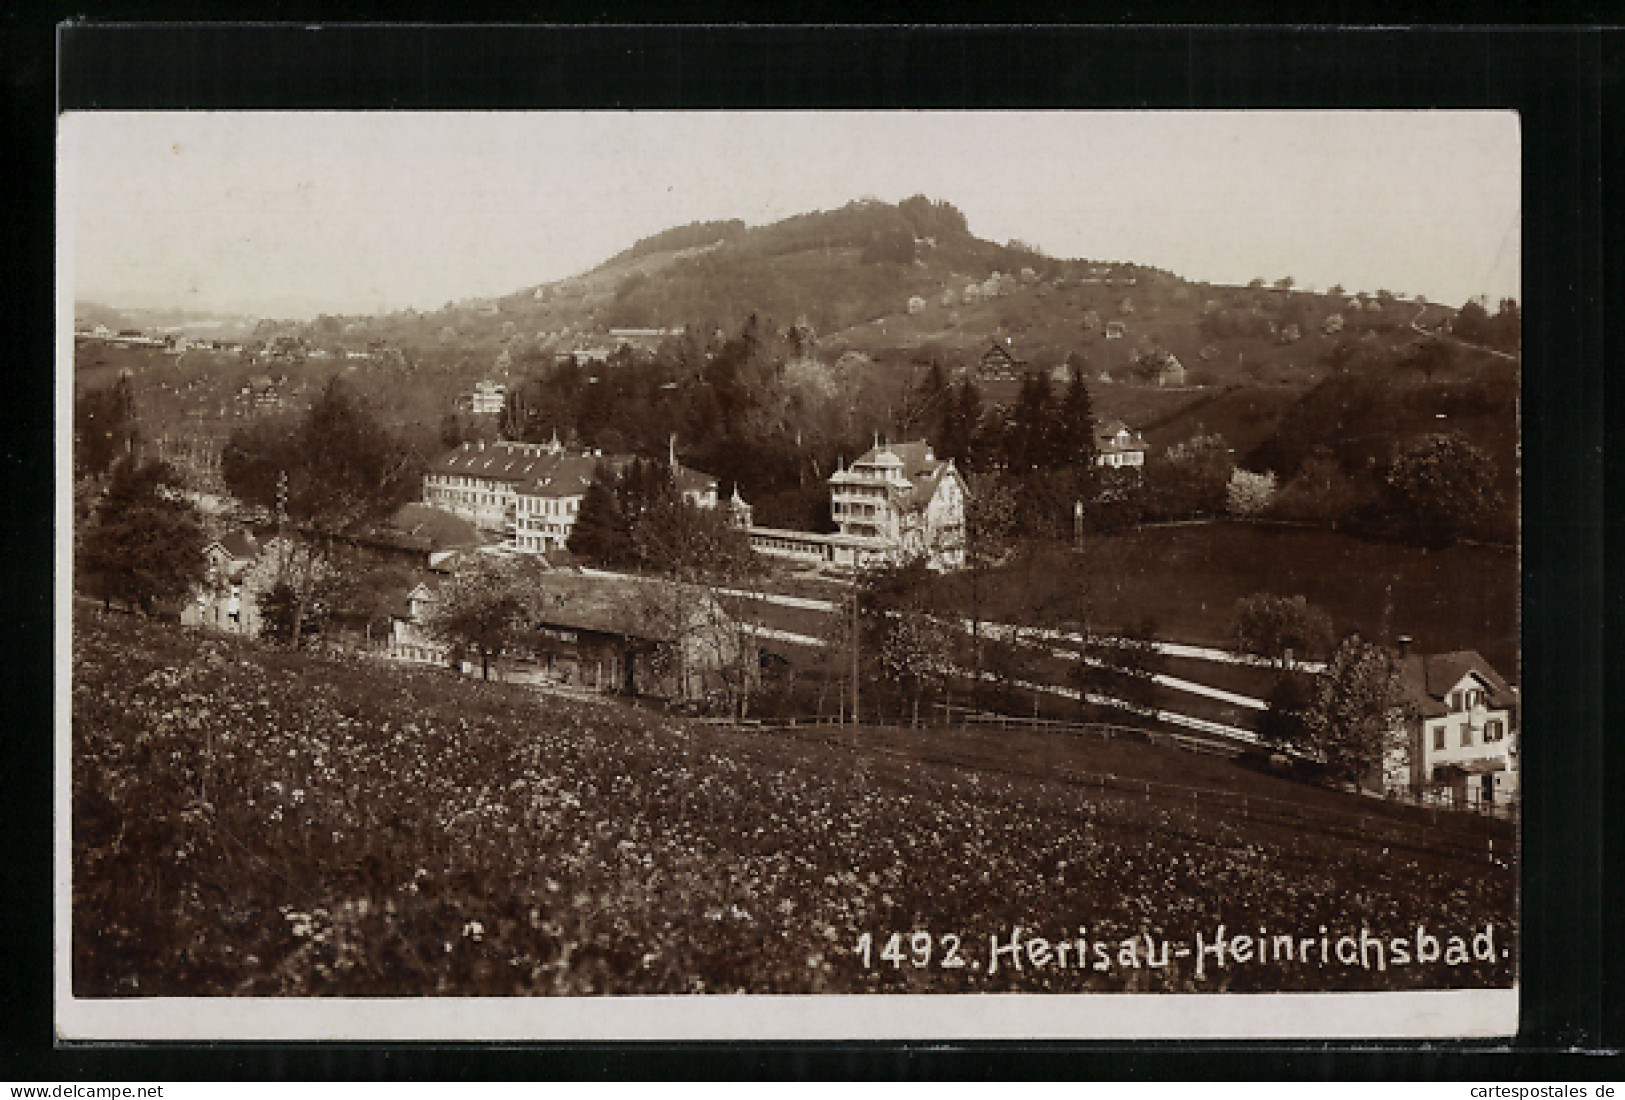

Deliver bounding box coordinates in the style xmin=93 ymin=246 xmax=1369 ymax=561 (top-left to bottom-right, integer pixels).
xmin=1226 ymin=468 xmax=1277 ymax=516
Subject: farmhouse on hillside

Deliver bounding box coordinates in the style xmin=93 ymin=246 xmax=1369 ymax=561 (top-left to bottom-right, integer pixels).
xmin=1093 ymin=421 xmax=1148 ymax=468
xmin=978 ymin=340 xmax=1025 ymax=382
xmin=1383 ymin=649 xmax=1518 ymax=808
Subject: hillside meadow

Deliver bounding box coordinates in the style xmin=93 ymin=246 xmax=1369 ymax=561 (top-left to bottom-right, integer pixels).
xmin=929 ymin=523 xmax=1518 ymax=679
xmin=73 ymin=611 xmax=1513 ymax=997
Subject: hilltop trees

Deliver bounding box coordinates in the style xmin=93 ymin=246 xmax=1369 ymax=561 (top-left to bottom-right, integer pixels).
xmin=1450 ymin=297 xmax=1520 ymax=354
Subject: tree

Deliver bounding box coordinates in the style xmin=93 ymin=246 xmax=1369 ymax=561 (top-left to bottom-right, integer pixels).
xmin=1231 ymin=593 xmax=1335 ymax=669
xmin=73 ymin=375 xmax=138 ymax=479
xmin=1053 ymin=369 xmax=1099 ymax=470
xmin=1383 ymin=433 xmax=1502 ymax=545
xmin=566 ymin=466 xmax=634 ymax=565
xmin=633 ymin=490 xmax=757 ymax=580
xmin=1451 ymin=298 xmax=1491 ymax=344
xmin=439 ymin=411 xmax=469 ymax=450
xmin=1226 ymin=468 xmax=1278 ymax=516
xmin=220 ymin=415 xmax=301 ymax=514
xmin=1487 ymin=298 xmax=1521 ymax=352
xmin=221 ymin=377 xmax=420 ymax=533
xmin=422 ymin=556 xmax=541 ymax=681
xmin=857 ymin=559 xmax=954 ymax=727
xmin=1145 ymin=433 xmax=1233 ymax=519
xmin=295 ymin=377 xmax=422 ymax=534
xmin=80 ymin=457 xmax=206 ymax=614
xmin=1256 ymin=668 xmax=1317 ymax=751
xmin=1005 ymin=371 xmax=1056 ymax=472
xmin=247 ymin=536 xmax=340 ymax=648
xmin=960 ymin=470 xmax=1019 ymax=689
xmin=938 ymin=378 xmax=983 ymax=470
xmin=1302 ymin=635 xmax=1412 ymax=792
xmin=1274 ymin=276 xmax=1295 ymax=291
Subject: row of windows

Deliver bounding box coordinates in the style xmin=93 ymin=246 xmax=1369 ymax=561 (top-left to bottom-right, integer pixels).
xmin=1448 ymin=688 xmax=1489 ymax=712
xmin=520 ymin=497 xmax=577 ymax=516
xmin=752 ymin=535 xmax=831 ymax=559
xmin=437 ymin=488 xmax=501 ymax=507
xmin=432 ymin=485 xmax=579 ymax=515
xmin=1431 ymin=718 xmax=1507 ymax=750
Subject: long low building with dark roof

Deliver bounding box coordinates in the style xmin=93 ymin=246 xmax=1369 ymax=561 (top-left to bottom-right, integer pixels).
xmin=422 ymin=439 xmax=724 ymax=555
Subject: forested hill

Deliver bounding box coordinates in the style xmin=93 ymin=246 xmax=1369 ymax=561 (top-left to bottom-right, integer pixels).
xmin=528 ymin=195 xmax=1070 ymax=338
xmin=235 ymin=194 xmax=1481 ymax=399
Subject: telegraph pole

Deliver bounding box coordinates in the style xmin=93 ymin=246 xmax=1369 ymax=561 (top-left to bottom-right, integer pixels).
xmin=850 ymin=565 xmax=860 ymax=726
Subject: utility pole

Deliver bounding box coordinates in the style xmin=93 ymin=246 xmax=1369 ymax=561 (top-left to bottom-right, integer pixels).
xmin=276 ymin=469 xmax=288 ymax=539
xmin=850 ymin=565 xmax=860 ymax=726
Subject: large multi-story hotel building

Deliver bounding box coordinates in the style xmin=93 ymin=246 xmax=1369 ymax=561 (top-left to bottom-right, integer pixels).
xmin=748 ymin=440 xmax=966 ymax=572
xmin=422 ymin=439 xmax=723 ymax=554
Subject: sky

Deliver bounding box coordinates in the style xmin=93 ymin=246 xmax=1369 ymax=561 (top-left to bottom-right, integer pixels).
xmin=61 ymin=111 xmax=1521 ymax=321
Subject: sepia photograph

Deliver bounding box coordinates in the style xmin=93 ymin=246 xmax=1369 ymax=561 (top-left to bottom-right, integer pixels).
xmin=58 ymin=109 xmax=1522 ymax=1040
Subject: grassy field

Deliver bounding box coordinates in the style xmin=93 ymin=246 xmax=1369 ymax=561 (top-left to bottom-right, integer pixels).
xmin=1140 ymin=384 xmax=1308 ymax=458
xmin=930 ymin=523 xmax=1518 ymax=680
xmin=74 ymin=612 xmax=1513 ymax=997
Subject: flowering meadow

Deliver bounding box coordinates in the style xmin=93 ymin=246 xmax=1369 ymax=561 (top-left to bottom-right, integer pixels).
xmin=73 ymin=613 xmax=1514 ymax=996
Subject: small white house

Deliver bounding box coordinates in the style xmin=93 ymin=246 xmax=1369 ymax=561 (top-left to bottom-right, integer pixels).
xmin=1094 ymin=421 xmax=1147 ymax=468
xmin=1384 ymin=650 xmax=1518 ymax=808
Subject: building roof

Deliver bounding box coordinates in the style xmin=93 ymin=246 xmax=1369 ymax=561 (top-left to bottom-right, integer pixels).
xmin=429 ymin=441 xmax=580 ymax=483
xmin=1399 ymin=650 xmax=1515 ymax=718
xmin=673 ymin=464 xmax=719 ymax=497
xmin=1093 ymin=420 xmax=1146 ymax=453
xmin=833 ymin=441 xmax=954 ymax=514
xmin=428 ymin=441 xmax=719 ymax=501
xmin=389 ymin=502 xmax=491 ymax=550
xmin=399 ymin=568 xmax=724 ymax=645
xmin=212 ymin=530 xmax=262 ymax=562
xmin=519 ymin=454 xmax=614 ymax=498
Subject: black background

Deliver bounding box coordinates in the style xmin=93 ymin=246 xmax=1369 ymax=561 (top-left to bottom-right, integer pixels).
xmin=6 ymin=15 xmax=1618 ymax=1081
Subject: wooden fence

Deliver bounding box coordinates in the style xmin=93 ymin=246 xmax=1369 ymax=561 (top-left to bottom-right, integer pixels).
xmin=723 ymin=709 xmax=1514 ymax=866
